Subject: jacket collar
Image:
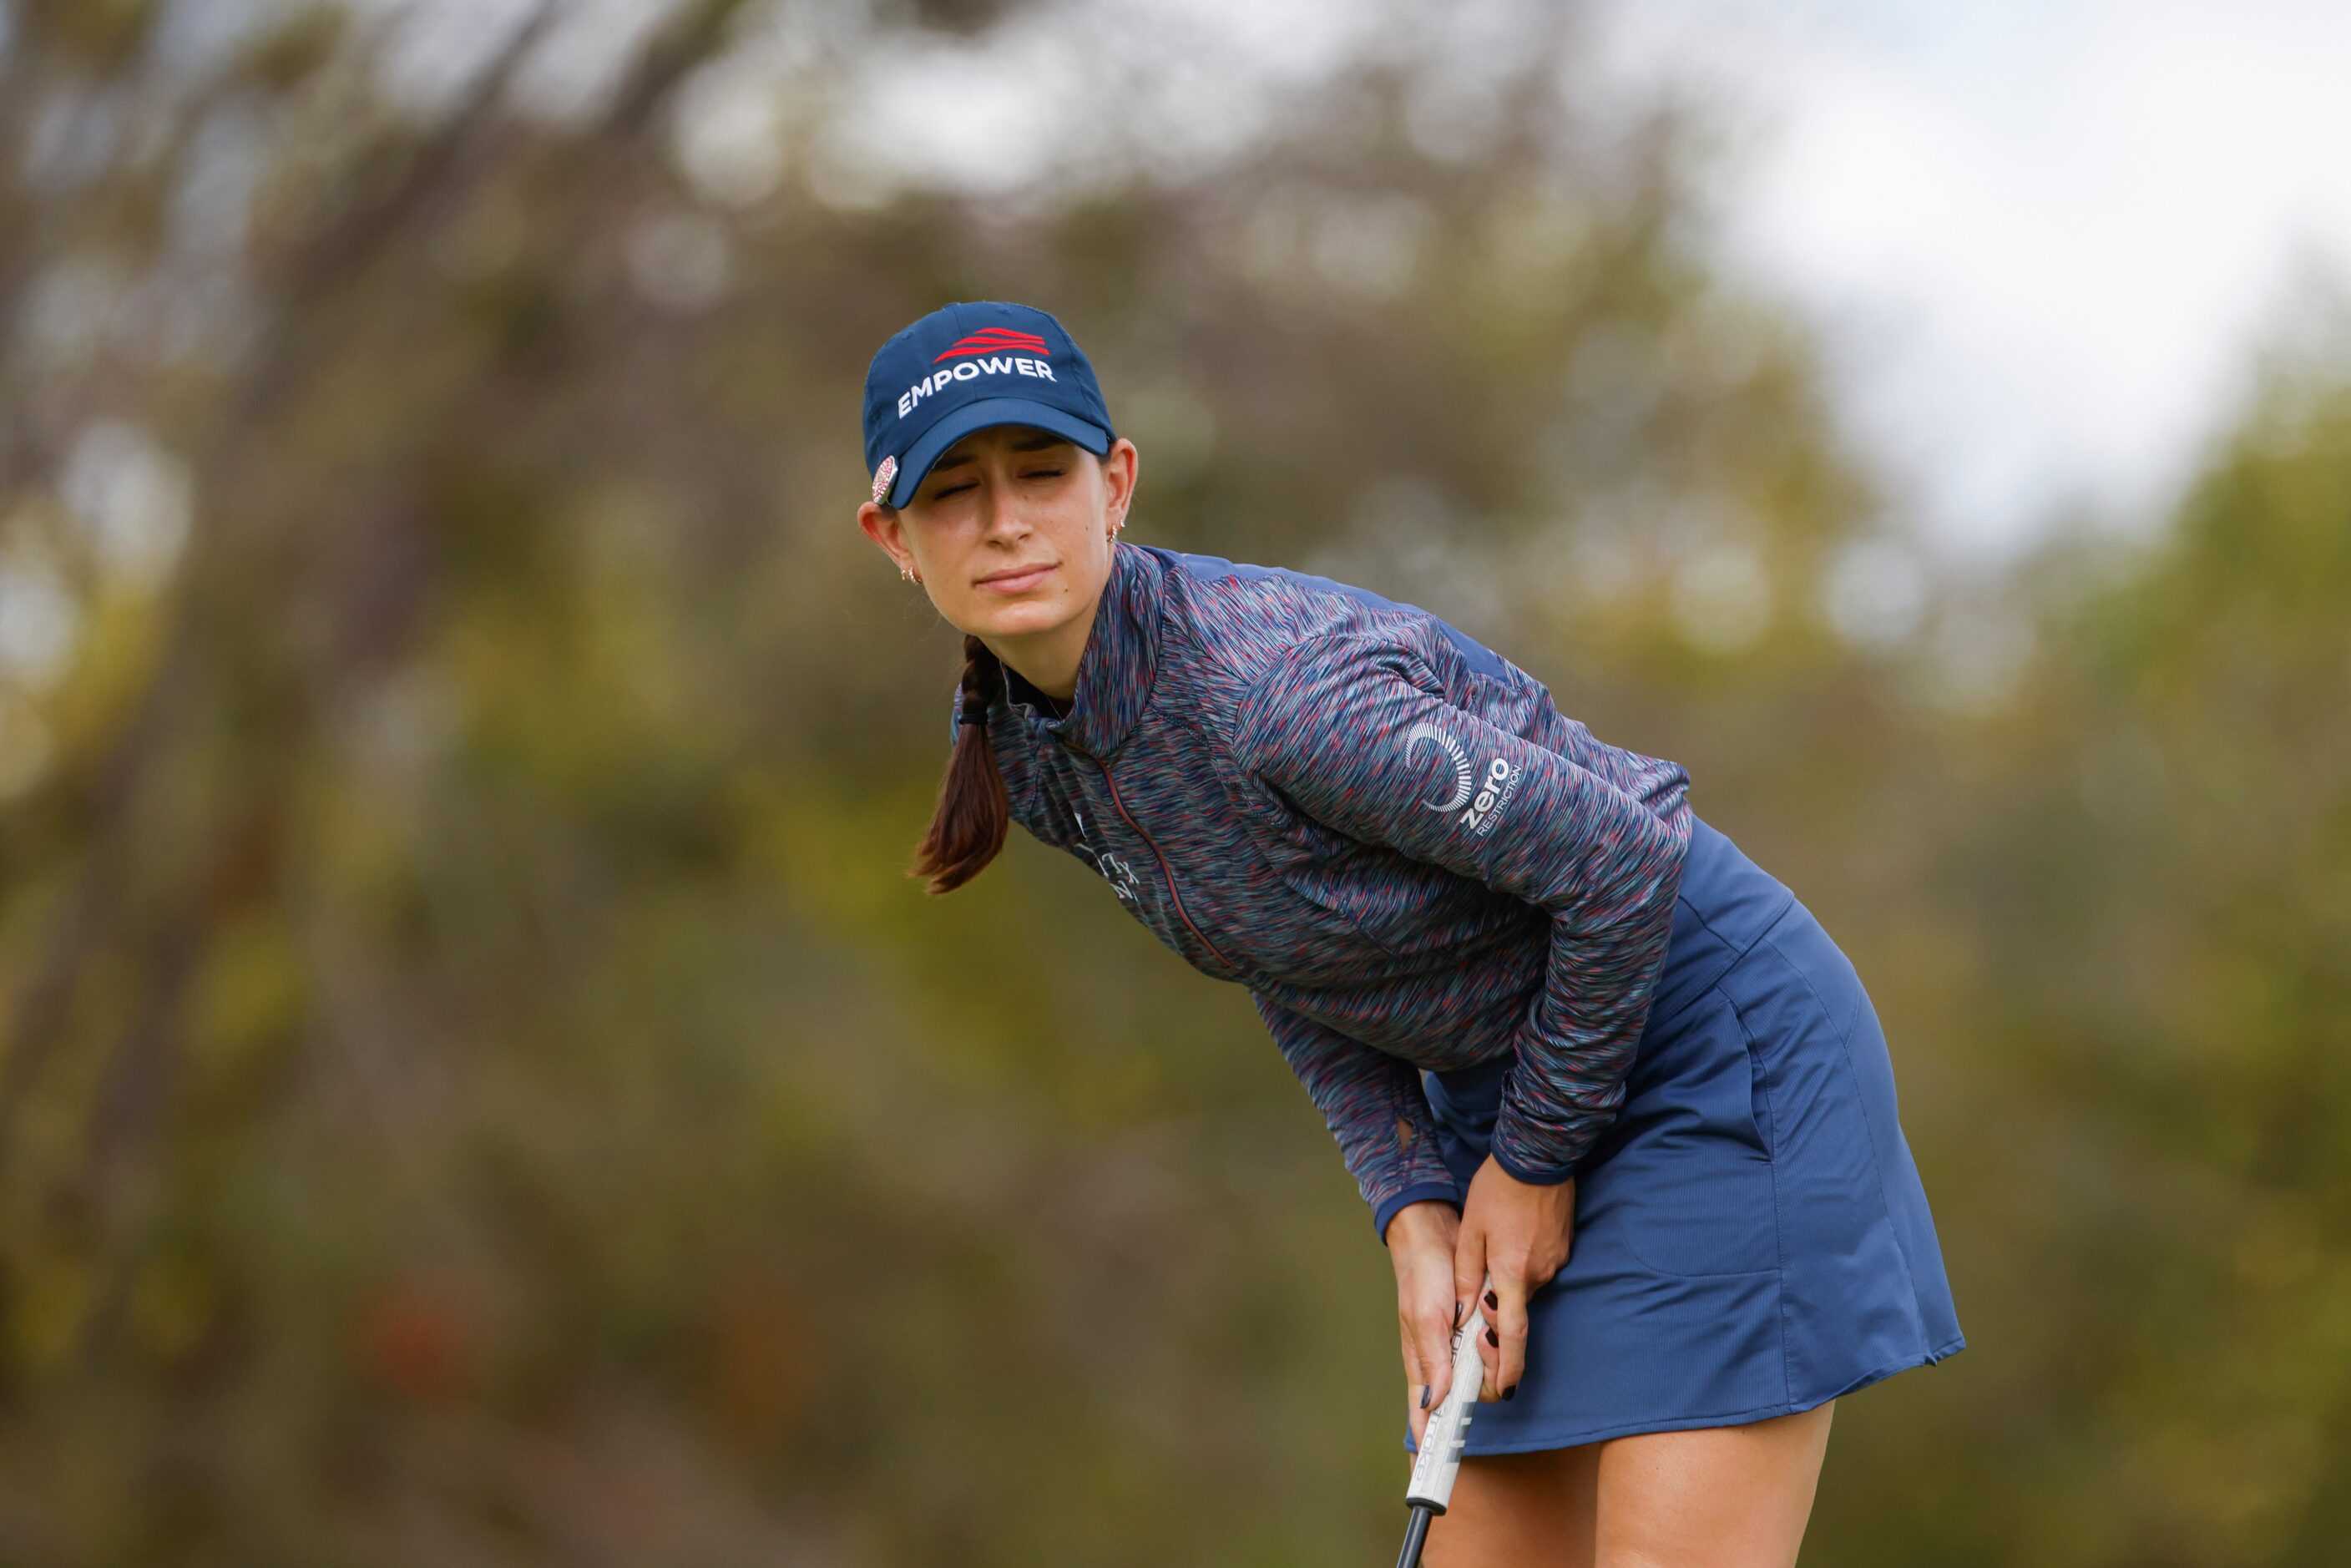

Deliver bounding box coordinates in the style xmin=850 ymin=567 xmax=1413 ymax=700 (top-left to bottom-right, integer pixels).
xmin=1000 ymin=539 xmax=1160 ymax=758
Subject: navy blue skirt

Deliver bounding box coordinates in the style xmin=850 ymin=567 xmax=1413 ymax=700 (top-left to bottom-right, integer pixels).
xmin=1405 ymin=812 xmax=1967 ymax=1455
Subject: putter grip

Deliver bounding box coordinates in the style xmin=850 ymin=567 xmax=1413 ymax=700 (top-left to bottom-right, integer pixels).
xmin=1403 ymin=1295 xmax=1488 ymax=1513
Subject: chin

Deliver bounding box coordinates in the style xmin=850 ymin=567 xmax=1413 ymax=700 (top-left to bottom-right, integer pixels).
xmin=966 ymin=594 xmax=1071 ymax=637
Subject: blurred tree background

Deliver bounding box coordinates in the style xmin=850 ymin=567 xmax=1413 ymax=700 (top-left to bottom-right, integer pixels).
xmin=0 ymin=0 xmax=2343 ymax=1562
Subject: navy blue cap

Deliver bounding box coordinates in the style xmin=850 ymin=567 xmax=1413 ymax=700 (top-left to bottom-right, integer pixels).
xmin=861 ymin=301 xmax=1115 ymax=509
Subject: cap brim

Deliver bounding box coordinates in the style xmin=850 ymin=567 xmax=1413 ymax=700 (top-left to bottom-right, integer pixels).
xmin=887 ymin=398 xmax=1112 ymax=508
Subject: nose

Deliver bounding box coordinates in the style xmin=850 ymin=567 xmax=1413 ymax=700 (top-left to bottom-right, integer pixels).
xmin=974 ymin=467 xmax=1033 ymax=539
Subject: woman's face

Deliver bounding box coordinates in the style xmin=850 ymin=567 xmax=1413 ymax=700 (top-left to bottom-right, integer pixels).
xmin=858 ymin=422 xmax=1140 ymax=645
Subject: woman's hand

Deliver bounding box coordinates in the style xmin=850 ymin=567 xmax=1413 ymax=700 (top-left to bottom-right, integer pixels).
xmin=1385 ymin=1199 xmax=1462 ymax=1447
xmin=1454 ymin=1155 xmax=1575 ymax=1402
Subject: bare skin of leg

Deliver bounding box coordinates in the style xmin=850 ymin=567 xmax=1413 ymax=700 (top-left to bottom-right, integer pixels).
xmin=1422 ymin=1400 xmax=1836 ymax=1568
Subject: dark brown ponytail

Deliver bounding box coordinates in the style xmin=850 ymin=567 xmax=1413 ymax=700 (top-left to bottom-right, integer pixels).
xmin=911 ymin=634 xmax=1010 ymax=894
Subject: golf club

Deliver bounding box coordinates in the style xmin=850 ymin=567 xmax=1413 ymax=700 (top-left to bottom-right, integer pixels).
xmin=1397 ymin=1277 xmax=1493 ymax=1568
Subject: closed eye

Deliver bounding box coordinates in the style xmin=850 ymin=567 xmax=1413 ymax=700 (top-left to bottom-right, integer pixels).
xmin=929 ymin=465 xmax=1065 ymax=501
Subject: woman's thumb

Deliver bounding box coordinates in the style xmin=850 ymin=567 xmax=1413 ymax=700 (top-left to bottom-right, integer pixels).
xmin=1454 ymin=1223 xmax=1489 ymax=1330
xmin=1414 ymin=1308 xmax=1456 ymax=1425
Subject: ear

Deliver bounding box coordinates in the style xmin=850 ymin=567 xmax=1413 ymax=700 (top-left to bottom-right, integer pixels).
xmin=858 ymin=501 xmax=913 ymax=573
xmin=1099 ymin=437 xmax=1140 ymax=525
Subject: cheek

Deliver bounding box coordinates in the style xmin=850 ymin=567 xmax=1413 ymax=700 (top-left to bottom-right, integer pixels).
xmin=1024 ymin=511 xmax=1105 ymax=592
xmin=1059 ymin=484 xmax=1113 ymax=539
xmin=909 ymin=513 xmax=978 ymax=568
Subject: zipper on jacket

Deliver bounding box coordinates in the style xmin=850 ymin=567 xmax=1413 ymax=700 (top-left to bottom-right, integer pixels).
xmin=1093 ymin=754 xmax=1241 ymax=975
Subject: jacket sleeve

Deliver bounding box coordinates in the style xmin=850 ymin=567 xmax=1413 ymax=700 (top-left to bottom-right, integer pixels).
xmin=1251 ymin=990 xmax=1463 ymax=1243
xmin=1235 ymin=633 xmax=1693 ymax=1186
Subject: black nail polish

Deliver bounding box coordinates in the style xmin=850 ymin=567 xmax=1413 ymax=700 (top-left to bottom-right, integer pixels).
xmin=1420 ymin=1385 xmax=1433 ymax=1409
xmin=1504 ymin=1384 xmax=1518 ymax=1401
xmin=1486 ymin=1327 xmax=1499 ymax=1348
xmin=1484 ymin=1290 xmax=1498 ymax=1310
xmin=1452 ymin=1302 xmax=1463 ymax=1330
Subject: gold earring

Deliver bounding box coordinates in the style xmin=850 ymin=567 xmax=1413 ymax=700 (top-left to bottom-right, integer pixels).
xmin=901 ymin=563 xmax=918 ymax=582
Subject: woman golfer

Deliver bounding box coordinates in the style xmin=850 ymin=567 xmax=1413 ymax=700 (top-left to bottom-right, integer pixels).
xmin=856 ymin=301 xmax=1964 ymax=1565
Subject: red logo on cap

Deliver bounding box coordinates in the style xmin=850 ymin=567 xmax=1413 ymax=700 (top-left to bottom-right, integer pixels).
xmin=934 ymin=328 xmax=1048 ymax=362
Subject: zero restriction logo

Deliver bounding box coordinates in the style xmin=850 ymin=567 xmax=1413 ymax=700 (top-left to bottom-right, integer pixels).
xmin=1404 ymin=721 xmax=1519 ymax=837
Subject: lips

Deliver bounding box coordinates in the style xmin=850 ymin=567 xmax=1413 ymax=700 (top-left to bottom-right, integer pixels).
xmin=978 ymin=563 xmax=1054 ymax=590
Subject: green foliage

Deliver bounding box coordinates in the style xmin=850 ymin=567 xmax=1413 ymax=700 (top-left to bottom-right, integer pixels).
xmin=1 ymin=1 xmax=2344 ymax=1562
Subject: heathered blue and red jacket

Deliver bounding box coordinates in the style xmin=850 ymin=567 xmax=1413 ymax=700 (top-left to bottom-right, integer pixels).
xmin=953 ymin=541 xmax=1696 ymax=1242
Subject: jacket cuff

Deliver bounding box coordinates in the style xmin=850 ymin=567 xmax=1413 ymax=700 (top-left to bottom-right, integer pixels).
xmin=1373 ymin=1182 xmax=1464 ymax=1246
xmin=1486 ymin=1138 xmax=1581 ymax=1186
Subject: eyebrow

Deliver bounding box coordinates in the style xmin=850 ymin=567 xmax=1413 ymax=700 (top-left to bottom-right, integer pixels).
xmin=928 ymin=431 xmax=1070 ymax=476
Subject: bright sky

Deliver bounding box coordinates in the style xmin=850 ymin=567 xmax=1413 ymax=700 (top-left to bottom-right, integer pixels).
xmin=755 ymin=0 xmax=2351 ymax=558
xmin=1604 ymin=0 xmax=2351 ymax=557
xmin=338 ymin=0 xmax=2351 ymax=559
